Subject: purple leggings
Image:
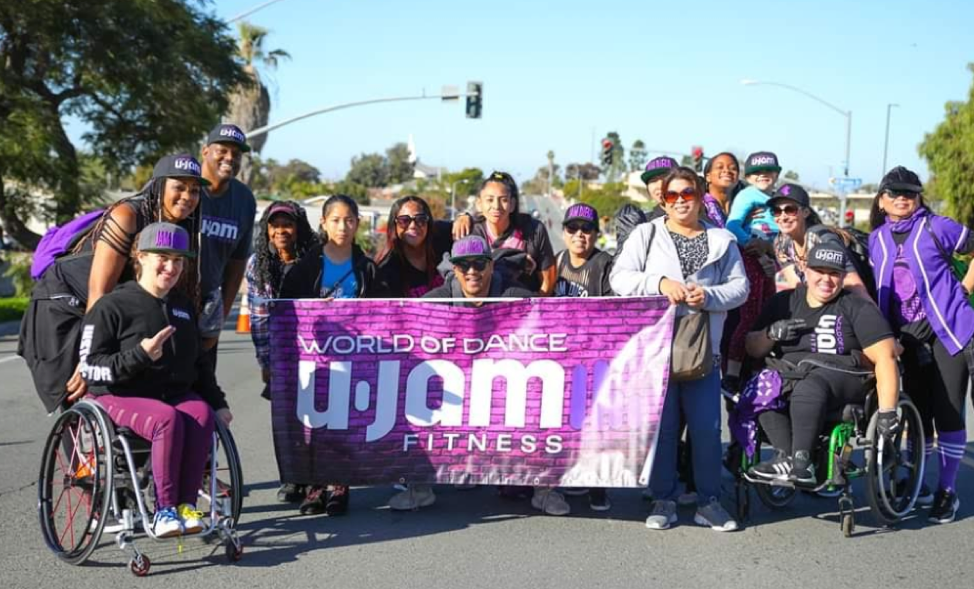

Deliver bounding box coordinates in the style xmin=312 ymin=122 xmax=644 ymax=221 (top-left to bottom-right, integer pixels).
xmin=98 ymin=393 xmax=215 ymax=508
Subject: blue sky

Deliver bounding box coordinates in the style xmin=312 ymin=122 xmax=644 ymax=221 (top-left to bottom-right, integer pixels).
xmin=210 ymin=0 xmax=973 ymax=189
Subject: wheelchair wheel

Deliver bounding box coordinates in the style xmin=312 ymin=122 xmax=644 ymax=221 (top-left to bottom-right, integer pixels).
xmin=199 ymin=421 xmax=243 ymax=525
xmin=865 ymin=398 xmax=925 ymax=525
xmin=38 ymin=405 xmax=112 ymax=565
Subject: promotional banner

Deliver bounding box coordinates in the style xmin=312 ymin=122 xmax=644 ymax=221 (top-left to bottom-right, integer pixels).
xmin=270 ymin=297 xmax=675 ymax=487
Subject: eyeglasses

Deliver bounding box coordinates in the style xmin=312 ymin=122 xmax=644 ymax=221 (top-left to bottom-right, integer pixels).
xmin=882 ymin=190 xmax=920 ymax=200
xmin=395 ymin=213 xmax=430 ymax=229
xmin=662 ymin=187 xmax=697 ymax=204
xmin=455 ymin=258 xmax=490 ymax=272
xmin=564 ymin=222 xmax=596 ymax=235
xmin=772 ymin=204 xmax=800 ymax=217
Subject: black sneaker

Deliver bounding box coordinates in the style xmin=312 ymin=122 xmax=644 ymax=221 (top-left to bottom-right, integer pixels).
xmin=589 ymin=488 xmax=611 ymax=512
xmin=928 ymin=489 xmax=960 ymax=524
xmin=277 ymin=483 xmax=305 ymax=503
xmin=299 ymin=485 xmax=328 ymax=515
xmin=747 ymin=450 xmax=792 ymax=481
xmin=790 ymin=451 xmax=817 ymax=486
xmin=325 ymin=485 xmax=350 ymax=516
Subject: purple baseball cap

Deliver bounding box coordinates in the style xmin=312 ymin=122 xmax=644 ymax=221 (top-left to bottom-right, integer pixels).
xmin=450 ymin=235 xmax=491 ymax=262
xmin=640 ymin=156 xmax=679 ymax=185
xmin=562 ymin=203 xmax=599 ymax=228
xmin=137 ymin=222 xmax=196 ymax=258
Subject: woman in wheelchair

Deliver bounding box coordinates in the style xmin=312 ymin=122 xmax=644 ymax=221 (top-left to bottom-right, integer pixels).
xmin=742 ymin=241 xmax=900 ymax=486
xmin=78 ymin=222 xmax=232 ymax=538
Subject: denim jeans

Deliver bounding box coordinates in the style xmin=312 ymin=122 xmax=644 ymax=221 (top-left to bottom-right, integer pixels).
xmin=650 ymin=367 xmax=722 ymax=504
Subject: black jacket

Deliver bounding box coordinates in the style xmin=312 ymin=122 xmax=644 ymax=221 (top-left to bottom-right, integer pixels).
xmin=423 ymin=270 xmax=534 ymax=303
xmin=281 ymin=244 xmax=378 ymax=299
xmin=79 ymin=281 xmax=227 ymax=410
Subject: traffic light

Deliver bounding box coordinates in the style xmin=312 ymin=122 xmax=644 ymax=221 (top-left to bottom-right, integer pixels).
xmin=601 ymin=139 xmax=614 ymax=167
xmin=466 ymin=81 xmax=483 ymax=119
xmin=692 ymin=146 xmax=704 ymax=173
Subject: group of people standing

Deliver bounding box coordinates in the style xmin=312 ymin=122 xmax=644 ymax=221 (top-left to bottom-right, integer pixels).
xmin=19 ymin=128 xmax=973 ymax=536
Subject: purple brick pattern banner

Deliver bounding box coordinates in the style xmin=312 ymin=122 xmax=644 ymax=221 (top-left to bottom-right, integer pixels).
xmin=269 ymin=297 xmax=675 ymax=487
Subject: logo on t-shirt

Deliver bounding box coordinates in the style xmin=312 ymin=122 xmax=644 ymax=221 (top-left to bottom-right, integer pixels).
xmin=811 ymin=314 xmax=844 ymax=355
xmin=202 ymin=216 xmax=240 ymax=242
xmin=554 ymin=279 xmax=588 ymax=298
xmin=171 ymin=308 xmax=191 ymax=321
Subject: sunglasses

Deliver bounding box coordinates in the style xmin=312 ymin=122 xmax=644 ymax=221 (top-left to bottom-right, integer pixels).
xmin=564 ymin=222 xmax=596 ymax=235
xmin=455 ymin=258 xmax=490 ymax=272
xmin=662 ymin=187 xmax=697 ymax=204
xmin=772 ymin=204 xmax=800 ymax=217
xmin=395 ymin=213 xmax=430 ymax=229
xmin=883 ymin=190 xmax=920 ymax=200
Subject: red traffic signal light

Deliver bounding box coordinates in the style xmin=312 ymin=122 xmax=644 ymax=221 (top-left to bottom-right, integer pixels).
xmin=692 ymin=146 xmax=703 ymax=159
xmin=691 ymin=146 xmax=704 ymax=172
xmin=601 ymin=139 xmax=614 ymax=166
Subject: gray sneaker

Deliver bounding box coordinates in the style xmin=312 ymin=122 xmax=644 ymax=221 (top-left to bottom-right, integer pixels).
xmin=694 ymin=499 xmax=739 ymax=532
xmin=389 ymin=484 xmax=436 ymax=511
xmin=645 ymin=500 xmax=678 ymax=530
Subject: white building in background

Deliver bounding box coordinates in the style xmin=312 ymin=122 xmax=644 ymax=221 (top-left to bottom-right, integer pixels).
xmin=407 ymin=134 xmax=446 ymax=181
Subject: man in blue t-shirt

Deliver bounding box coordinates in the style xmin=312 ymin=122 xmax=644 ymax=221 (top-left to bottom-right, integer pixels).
xmin=199 ymin=124 xmax=257 ymax=353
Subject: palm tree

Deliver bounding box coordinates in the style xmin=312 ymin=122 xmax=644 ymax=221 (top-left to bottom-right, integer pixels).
xmin=226 ymin=21 xmax=290 ymax=183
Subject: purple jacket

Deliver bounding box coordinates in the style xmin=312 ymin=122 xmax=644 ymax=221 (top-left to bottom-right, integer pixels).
xmin=868 ymin=210 xmax=974 ymax=355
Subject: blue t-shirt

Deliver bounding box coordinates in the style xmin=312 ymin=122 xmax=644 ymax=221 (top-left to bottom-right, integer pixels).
xmin=320 ymin=257 xmax=358 ymax=299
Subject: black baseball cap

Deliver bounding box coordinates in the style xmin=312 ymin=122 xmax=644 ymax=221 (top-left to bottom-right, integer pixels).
xmin=879 ymin=166 xmax=923 ymax=194
xmin=640 ymin=156 xmax=679 ymax=185
xmin=768 ymin=183 xmax=810 ymax=209
xmin=806 ymin=241 xmax=846 ymax=273
xmin=206 ymin=123 xmax=251 ymax=153
xmin=152 ymin=153 xmax=210 ymax=187
xmin=137 ymin=222 xmax=196 ymax=258
xmin=744 ymin=151 xmax=782 ymax=175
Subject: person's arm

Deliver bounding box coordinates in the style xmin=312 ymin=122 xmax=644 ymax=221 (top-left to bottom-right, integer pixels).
xmin=725 ymin=189 xmax=758 ymax=244
xmin=745 ymin=325 xmax=777 ymax=359
xmin=701 ymin=243 xmax=749 ymax=312
xmin=744 ymin=291 xmax=790 ymax=358
xmin=86 ymin=207 xmax=138 ymax=311
xmin=245 ymin=256 xmax=271 ymax=373
xmin=842 ymin=271 xmax=873 ymax=302
xmin=80 ymin=303 xmax=157 ymax=386
xmin=776 ymin=264 xmax=802 ymax=291
xmin=862 ymin=337 xmax=899 ymax=411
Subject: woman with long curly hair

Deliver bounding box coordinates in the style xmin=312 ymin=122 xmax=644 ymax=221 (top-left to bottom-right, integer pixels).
xmin=20 ymin=154 xmax=206 ymax=413
xmin=245 ymin=200 xmax=319 ymax=503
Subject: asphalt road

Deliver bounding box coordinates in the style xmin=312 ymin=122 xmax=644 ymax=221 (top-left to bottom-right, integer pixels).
xmin=523 ymin=193 xmax=565 ymax=252
xmin=2 ymin=323 xmax=974 ymax=588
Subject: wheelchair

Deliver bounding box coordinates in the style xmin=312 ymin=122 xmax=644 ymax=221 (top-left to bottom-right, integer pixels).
xmin=37 ymin=399 xmax=244 ymax=576
xmin=731 ymin=384 xmax=926 ymax=537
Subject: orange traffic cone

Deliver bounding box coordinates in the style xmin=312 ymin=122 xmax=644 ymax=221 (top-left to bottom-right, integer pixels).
xmin=236 ymin=290 xmax=251 ymax=334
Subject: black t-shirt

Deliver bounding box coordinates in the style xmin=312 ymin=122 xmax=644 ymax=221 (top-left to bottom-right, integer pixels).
xmin=753 ymin=286 xmax=892 ymax=364
xmin=553 ymin=249 xmax=613 ymax=297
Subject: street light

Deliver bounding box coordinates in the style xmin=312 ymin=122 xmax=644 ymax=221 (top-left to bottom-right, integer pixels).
xmin=450 ymin=179 xmax=469 ymax=220
xmin=882 ymin=103 xmax=900 ymax=177
xmin=740 ymin=79 xmax=853 ymax=222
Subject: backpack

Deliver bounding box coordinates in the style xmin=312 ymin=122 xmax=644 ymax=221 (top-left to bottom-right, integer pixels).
xmin=612 ymin=204 xmax=649 ymax=257
xmin=30 ymin=209 xmax=104 ymax=280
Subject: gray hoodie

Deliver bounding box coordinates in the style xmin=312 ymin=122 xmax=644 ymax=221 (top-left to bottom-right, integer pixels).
xmin=609 ymin=217 xmax=749 ymax=352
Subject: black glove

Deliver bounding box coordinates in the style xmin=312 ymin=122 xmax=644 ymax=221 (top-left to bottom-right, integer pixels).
xmin=876 ymin=409 xmax=901 ymax=440
xmin=766 ymin=318 xmax=807 ymax=342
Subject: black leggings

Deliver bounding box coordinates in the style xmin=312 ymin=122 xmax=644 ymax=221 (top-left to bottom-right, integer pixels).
xmin=901 ymin=336 xmax=968 ymax=434
xmin=758 ymin=370 xmax=866 ymax=457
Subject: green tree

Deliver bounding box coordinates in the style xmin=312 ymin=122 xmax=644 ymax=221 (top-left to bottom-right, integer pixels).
xmin=227 ymin=21 xmax=290 ymax=183
xmin=385 ymin=143 xmax=415 ymax=184
xmin=578 ymin=181 xmax=631 ymax=217
xmin=346 ymin=153 xmax=389 ymax=187
xmin=629 ymin=140 xmax=648 ymax=172
xmin=918 ymin=63 xmax=974 ymax=225
xmin=0 ymin=0 xmax=247 ymax=246
xmin=783 ymin=170 xmax=800 ymax=182
xmin=566 ymin=162 xmax=602 ymax=181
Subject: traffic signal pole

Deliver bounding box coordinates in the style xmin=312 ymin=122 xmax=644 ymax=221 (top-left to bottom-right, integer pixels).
xmin=246 ymin=89 xmax=480 ymax=140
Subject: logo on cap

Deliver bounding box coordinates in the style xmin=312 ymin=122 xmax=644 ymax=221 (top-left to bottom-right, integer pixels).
xmin=566 ymin=204 xmax=596 ymax=221
xmin=779 ymin=185 xmax=792 ymax=196
xmin=219 ymin=125 xmax=246 ymax=142
xmin=173 ymin=157 xmax=201 ymax=175
xmin=750 ymin=155 xmax=777 ymax=166
xmin=814 ymin=248 xmax=844 ymax=264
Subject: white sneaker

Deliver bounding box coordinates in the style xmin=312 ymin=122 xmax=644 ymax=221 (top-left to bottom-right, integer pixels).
xmin=389 ymin=485 xmax=436 ymax=511
xmin=531 ymin=488 xmax=570 ymax=516
xmin=151 ymin=507 xmax=182 ymax=538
